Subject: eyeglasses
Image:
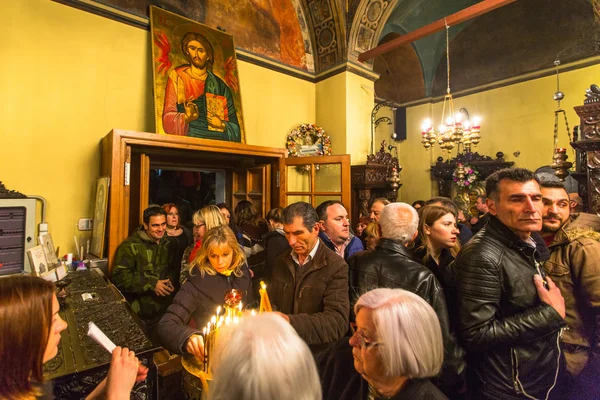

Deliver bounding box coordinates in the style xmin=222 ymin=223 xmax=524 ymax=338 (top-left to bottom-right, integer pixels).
xmin=350 ymin=323 xmax=382 ymax=350
xmin=194 ymin=223 xmax=205 ymax=229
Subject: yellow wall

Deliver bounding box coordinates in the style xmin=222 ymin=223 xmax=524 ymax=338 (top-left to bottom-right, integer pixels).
xmin=316 ymin=73 xmax=347 ymax=155
xmin=316 ymin=71 xmax=374 ymax=163
xmin=398 ymin=64 xmax=600 ymax=204
xmin=0 ymin=0 xmax=315 ymax=255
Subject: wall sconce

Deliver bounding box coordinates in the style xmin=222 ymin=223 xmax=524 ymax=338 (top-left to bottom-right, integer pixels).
xmin=371 ymin=101 xmax=396 ymax=155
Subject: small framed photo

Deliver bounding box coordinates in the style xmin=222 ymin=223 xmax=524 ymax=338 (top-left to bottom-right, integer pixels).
xmin=27 ymin=245 xmax=49 ymax=276
xmin=39 ymin=232 xmax=59 ymax=267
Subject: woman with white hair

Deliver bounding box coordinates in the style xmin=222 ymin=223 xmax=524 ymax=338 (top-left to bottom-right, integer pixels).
xmin=319 ymin=288 xmax=447 ymax=399
xmin=208 ymin=313 xmax=322 ymax=400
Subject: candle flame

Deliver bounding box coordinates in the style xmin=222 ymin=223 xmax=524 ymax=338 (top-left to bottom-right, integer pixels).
xmin=211 ymin=316 xmax=217 ymax=324
xmin=251 ymin=309 xmax=256 ymax=316
xmin=216 ymin=306 xmax=221 ymax=316
xmin=261 ymin=281 xmax=266 ymax=290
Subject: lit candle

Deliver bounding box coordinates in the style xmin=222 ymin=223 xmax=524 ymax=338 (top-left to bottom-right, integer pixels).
xmin=259 ymin=281 xmax=273 ymax=313
xmin=203 ymin=327 xmax=207 ymax=371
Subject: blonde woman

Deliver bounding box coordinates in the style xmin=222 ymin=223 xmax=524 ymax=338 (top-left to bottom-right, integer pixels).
xmin=157 ymin=226 xmax=254 ymax=357
xmin=180 ymin=205 xmax=227 ymax=285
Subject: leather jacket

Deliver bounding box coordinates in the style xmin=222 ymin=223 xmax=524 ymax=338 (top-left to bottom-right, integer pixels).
xmin=347 ymin=238 xmax=466 ymax=395
xmin=453 ymin=216 xmax=566 ymax=399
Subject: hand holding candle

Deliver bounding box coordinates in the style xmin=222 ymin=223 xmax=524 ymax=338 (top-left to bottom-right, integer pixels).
xmin=186 ymin=334 xmax=205 ymax=359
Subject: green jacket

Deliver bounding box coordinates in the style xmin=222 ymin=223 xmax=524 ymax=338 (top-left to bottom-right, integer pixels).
xmin=544 ymin=212 xmax=600 ymax=376
xmin=111 ymin=228 xmax=175 ymax=321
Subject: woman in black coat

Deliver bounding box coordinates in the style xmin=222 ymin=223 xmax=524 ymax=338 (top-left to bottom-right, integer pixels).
xmin=157 ymin=226 xmax=254 ymax=357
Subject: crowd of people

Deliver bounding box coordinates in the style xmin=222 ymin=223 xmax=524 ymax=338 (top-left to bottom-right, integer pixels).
xmin=2 ymin=167 xmax=599 ymax=399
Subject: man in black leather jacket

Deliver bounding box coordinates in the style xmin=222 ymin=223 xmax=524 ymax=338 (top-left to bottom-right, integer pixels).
xmin=453 ymin=168 xmax=567 ymax=399
xmin=347 ymin=202 xmax=466 ymax=398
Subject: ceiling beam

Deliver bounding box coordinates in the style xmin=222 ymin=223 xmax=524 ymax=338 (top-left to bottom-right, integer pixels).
xmin=358 ymin=0 xmax=517 ymax=62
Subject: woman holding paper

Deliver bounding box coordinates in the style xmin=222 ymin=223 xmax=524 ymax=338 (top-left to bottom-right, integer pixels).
xmin=157 ymin=225 xmax=254 ymax=358
xmin=0 ymin=275 xmax=148 ymax=400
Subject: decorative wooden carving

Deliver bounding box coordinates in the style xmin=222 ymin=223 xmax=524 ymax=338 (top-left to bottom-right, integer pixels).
xmin=571 ymin=86 xmax=600 ymax=216
xmin=430 ymin=152 xmax=513 ymax=198
xmin=351 ymin=142 xmax=401 ymax=224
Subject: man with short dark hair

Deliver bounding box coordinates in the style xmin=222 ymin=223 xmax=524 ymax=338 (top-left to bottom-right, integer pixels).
xmin=470 ymin=194 xmax=490 ymax=235
xmin=112 ymin=206 xmax=176 ymax=336
xmin=271 ymin=202 xmax=349 ymax=349
xmin=316 ymin=200 xmax=363 ymax=261
xmin=347 ymin=202 xmax=466 ymax=397
xmin=540 ymin=179 xmax=600 ymax=398
xmin=426 ymin=196 xmax=473 ymax=243
xmin=454 ymin=168 xmax=567 ymax=399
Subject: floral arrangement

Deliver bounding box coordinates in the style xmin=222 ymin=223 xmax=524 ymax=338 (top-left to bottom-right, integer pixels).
xmin=453 ymin=164 xmax=479 ymax=188
xmin=286 ymin=123 xmax=332 ymax=157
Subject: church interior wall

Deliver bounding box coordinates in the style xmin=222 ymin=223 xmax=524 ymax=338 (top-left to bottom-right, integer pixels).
xmin=398 ymin=62 xmax=600 ymax=204
xmin=1 ymin=0 xmax=597 ymax=255
xmin=0 ymin=0 xmax=316 ymax=254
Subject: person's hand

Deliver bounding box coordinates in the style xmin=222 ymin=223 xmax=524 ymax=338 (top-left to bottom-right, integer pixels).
xmin=186 ymin=334 xmax=204 ymax=359
xmin=470 ymin=217 xmax=479 ymax=225
xmin=136 ymin=363 xmax=149 ymax=382
xmin=207 ymin=111 xmax=224 ymax=130
xmin=273 ymin=311 xmax=290 ymax=323
xmin=154 ymin=279 xmax=174 ymax=296
xmin=106 ymin=347 xmax=140 ymax=399
xmin=184 ymin=99 xmax=199 ymax=123
xmin=534 ymin=275 xmax=565 ymax=318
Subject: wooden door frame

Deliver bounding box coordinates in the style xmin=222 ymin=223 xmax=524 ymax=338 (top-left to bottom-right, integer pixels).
xmin=101 ymin=129 xmax=287 ymax=273
xmin=279 ymin=154 xmax=351 ymax=211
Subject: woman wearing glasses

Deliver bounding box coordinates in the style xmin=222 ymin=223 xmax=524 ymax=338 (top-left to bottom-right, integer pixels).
xmin=319 ymin=288 xmax=447 ymax=399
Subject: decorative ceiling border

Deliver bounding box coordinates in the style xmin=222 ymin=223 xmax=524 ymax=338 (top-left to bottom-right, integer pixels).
xmin=301 ymin=0 xmax=347 ymax=73
xmin=348 ymin=0 xmax=398 ymax=68
xmin=54 ymin=0 xmax=373 ymax=81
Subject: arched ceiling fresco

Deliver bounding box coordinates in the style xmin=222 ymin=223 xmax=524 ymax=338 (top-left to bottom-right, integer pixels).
xmin=91 ymin=0 xmax=318 ymax=71
xmin=374 ymin=0 xmax=599 ymax=104
xmin=60 ymin=0 xmax=598 ymax=84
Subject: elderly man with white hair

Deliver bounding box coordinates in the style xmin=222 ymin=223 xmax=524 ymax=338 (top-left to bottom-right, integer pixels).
xmin=347 ymin=202 xmax=465 ymax=398
xmin=318 ymin=288 xmax=447 ymax=399
xmin=208 ymin=313 xmax=322 ymax=400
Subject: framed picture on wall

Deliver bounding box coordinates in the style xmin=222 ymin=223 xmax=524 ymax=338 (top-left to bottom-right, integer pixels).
xmin=150 ymin=6 xmax=246 ymax=143
xmin=90 ymin=176 xmax=110 ymax=258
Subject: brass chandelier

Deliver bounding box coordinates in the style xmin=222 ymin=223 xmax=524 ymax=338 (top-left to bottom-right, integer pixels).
xmin=421 ymin=21 xmax=482 ymax=154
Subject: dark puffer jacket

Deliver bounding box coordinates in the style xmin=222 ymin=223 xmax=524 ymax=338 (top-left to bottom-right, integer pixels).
xmin=347 ymin=238 xmax=466 ymax=396
xmin=453 ymin=216 xmax=566 ymax=399
xmin=156 ymin=266 xmax=254 ymax=354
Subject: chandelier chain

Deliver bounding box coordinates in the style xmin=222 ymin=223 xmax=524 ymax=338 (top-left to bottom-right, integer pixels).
xmin=445 ymin=19 xmax=450 ymax=95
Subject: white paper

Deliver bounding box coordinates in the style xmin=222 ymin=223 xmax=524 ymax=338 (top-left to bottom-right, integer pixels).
xmin=55 ymin=264 xmax=68 ymax=280
xmin=87 ymin=321 xmax=116 ymax=354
